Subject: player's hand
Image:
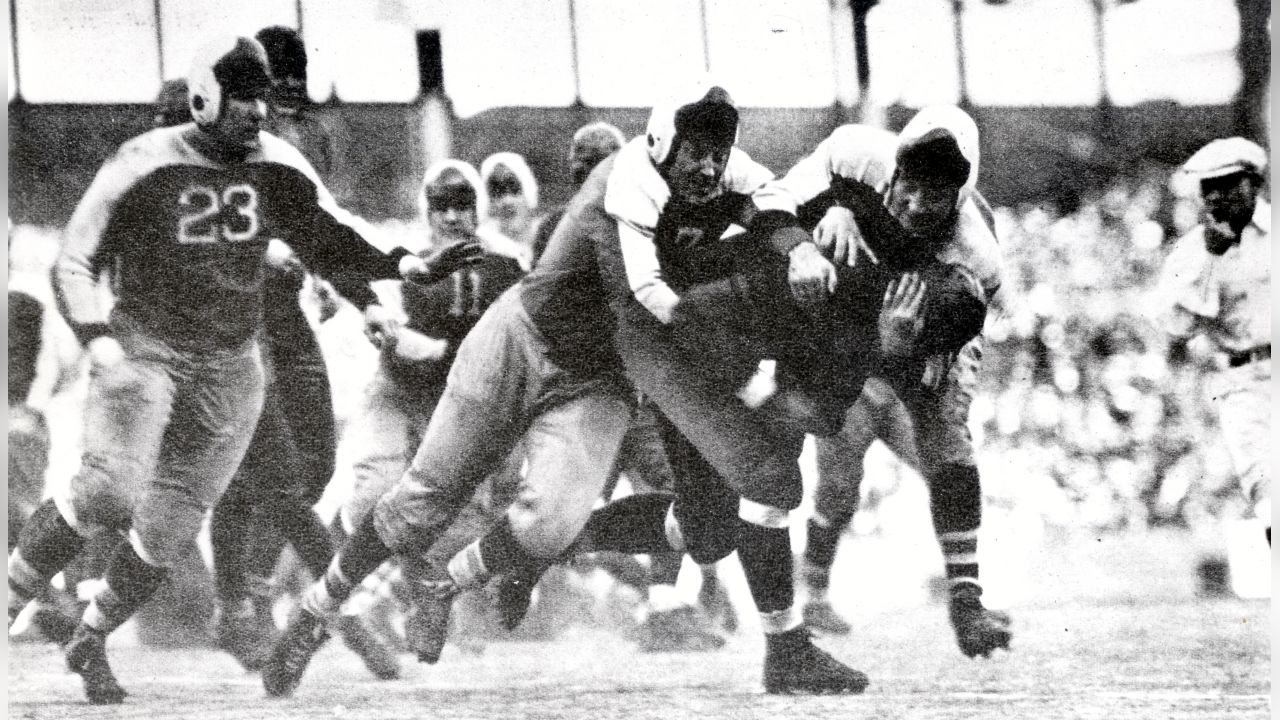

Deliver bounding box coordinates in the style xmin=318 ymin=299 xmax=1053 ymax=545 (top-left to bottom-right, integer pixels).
xmin=265 ymin=238 xmax=303 ymax=272
xmin=311 ymin=278 xmax=342 ymax=324
xmin=878 ymin=272 xmax=926 ymax=357
xmin=87 ymin=336 xmax=125 ymax=369
xmin=402 ymin=241 xmax=484 ymax=285
xmin=814 ymin=206 xmax=878 ymax=268
xmin=392 ymin=329 xmax=449 ymax=363
xmin=363 ymin=303 xmax=401 ymax=349
xmin=788 ymin=242 xmax=838 ymax=312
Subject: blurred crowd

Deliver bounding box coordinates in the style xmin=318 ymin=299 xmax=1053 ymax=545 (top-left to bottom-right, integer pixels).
xmin=975 ymin=165 xmax=1251 ymax=534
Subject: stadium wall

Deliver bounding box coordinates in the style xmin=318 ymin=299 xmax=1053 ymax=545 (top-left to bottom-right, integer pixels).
xmin=8 ymin=101 xmax=1236 ymax=226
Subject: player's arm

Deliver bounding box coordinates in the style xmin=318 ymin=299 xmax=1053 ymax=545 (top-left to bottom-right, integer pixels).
xmin=54 ymin=148 xmax=146 ymax=366
xmin=615 ymin=218 xmax=681 ymax=324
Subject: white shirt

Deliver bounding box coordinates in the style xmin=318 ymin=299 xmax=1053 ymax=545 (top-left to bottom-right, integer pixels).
xmin=1163 ymin=199 xmax=1271 ymax=354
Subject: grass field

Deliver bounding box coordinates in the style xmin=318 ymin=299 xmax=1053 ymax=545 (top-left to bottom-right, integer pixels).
xmin=6 ymin=529 xmax=1270 ymax=720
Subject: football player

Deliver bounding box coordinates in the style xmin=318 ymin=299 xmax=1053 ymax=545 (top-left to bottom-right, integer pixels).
xmin=5 ymin=35 xmax=466 ymax=704
xmin=207 ymin=25 xmax=405 ymax=678
xmin=752 ymin=106 xmax=1013 ymax=658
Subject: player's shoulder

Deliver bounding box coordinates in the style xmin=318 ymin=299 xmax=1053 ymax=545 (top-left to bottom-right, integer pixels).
xmin=822 ymin=124 xmax=897 ymax=186
xmin=254 ymin=132 xmax=322 ymax=180
xmin=723 ymin=146 xmax=773 ymax=193
xmin=107 ymin=125 xmax=193 ymax=173
xmin=826 ymin=124 xmax=897 ymax=158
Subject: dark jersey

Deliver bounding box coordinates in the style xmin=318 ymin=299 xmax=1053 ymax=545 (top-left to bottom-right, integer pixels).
xmin=519 ymin=156 xmax=622 ymax=379
xmin=385 ymin=248 xmax=525 ymax=388
xmin=54 ymin=125 xmax=406 ymax=351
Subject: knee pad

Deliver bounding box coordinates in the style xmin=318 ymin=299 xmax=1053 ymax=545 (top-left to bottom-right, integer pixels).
xmin=62 ymin=468 xmax=134 ymax=533
xmin=130 ymin=513 xmax=204 ymax=569
xmin=675 ymin=500 xmax=739 ymax=565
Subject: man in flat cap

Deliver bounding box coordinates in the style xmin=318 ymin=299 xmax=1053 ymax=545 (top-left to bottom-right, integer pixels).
xmin=1160 ymin=137 xmax=1271 ymax=545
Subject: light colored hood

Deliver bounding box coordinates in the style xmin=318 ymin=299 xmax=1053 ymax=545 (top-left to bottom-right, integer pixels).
xmin=420 ymin=158 xmax=487 ymax=220
xmin=896 ymin=105 xmax=981 ymax=195
xmin=480 ymin=151 xmax=540 ymax=211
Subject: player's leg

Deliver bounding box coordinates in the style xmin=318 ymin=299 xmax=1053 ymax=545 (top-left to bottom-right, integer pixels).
xmin=263 ymin=290 xmax=533 ymax=696
xmin=239 ymin=335 xmax=338 ymax=623
xmin=900 ymin=340 xmax=1010 ymax=658
xmin=641 ymin=418 xmax=738 ymax=651
xmin=616 ymin=309 xmax=867 ymax=694
xmin=8 ymin=333 xmax=175 ymax=633
xmin=1213 ymin=365 xmax=1271 ymax=544
xmin=69 ymin=343 xmax=264 ymax=704
xmin=339 ymin=369 xmax=419 ymax=536
xmin=443 ymin=387 xmax=633 ymax=603
xmin=804 ymin=377 xmax=920 ymax=634
xmin=209 ymin=393 xmax=285 ymax=669
xmin=805 ymin=399 xmax=876 ymax=634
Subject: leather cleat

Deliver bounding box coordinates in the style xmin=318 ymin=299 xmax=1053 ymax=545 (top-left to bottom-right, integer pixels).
xmin=402 ymin=575 xmax=460 ymax=665
xmin=802 ymin=600 xmax=852 ymax=636
xmin=65 ymin=624 xmax=128 ymax=705
xmin=635 ymin=606 xmax=726 ymax=653
xmin=214 ymin=609 xmax=278 ymax=671
xmin=262 ymin=609 xmax=329 ymax=697
xmin=763 ymin=627 xmax=869 ymax=695
xmin=335 ymin=614 xmax=400 ymax=680
xmin=949 ymin=584 xmax=1012 ymax=658
xmin=495 ymin=565 xmax=546 ymax=632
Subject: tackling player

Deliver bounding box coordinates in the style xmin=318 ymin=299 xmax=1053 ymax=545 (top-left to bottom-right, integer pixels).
xmin=751 ymin=106 xmax=1014 ymax=658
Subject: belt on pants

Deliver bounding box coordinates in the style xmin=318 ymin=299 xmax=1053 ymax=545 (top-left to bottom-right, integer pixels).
xmin=1227 ymin=345 xmax=1271 ymax=368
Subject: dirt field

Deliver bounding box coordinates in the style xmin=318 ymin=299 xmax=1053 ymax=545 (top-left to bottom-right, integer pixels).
xmin=6 ymin=531 xmax=1270 ymax=720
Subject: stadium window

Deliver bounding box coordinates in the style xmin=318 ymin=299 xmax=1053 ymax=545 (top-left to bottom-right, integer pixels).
xmin=704 ymin=0 xmax=838 ymax=107
xmin=1103 ymin=0 xmax=1241 ymax=105
xmin=157 ymin=0 xmax=295 ymax=85
xmin=865 ymin=0 xmax=962 ymax=106
xmin=300 ymin=0 xmax=419 ymax=103
xmin=441 ymin=0 xmax=575 ymax=117
xmin=574 ymin=0 xmax=706 ymax=108
xmin=960 ymin=0 xmax=1102 ymax=106
xmin=15 ymin=0 xmax=161 ymax=103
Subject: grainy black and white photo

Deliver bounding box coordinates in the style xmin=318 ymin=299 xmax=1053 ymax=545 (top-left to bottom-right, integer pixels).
xmin=5 ymin=1 xmax=1271 ymax=718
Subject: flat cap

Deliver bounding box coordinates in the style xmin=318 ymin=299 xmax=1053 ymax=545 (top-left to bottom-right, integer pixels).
xmin=1180 ymin=137 xmax=1268 ymax=181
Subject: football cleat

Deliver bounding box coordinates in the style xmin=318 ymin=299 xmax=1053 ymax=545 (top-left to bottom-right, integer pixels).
xmin=635 ymin=606 xmax=726 ymax=653
xmin=949 ymin=584 xmax=1012 ymax=658
xmin=802 ymin=600 xmax=852 ymax=636
xmin=335 ymin=614 xmax=400 ymax=680
xmin=214 ymin=609 xmax=277 ymax=671
xmin=262 ymin=609 xmax=329 ymax=697
xmin=65 ymin=624 xmax=128 ymax=705
xmin=495 ymin=565 xmax=546 ymax=632
xmin=763 ymin=627 xmax=869 ymax=695
xmin=402 ymin=574 xmax=460 ymax=665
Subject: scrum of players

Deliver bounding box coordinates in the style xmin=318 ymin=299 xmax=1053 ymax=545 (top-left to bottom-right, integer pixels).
xmin=5 ymin=29 xmax=1269 ymax=706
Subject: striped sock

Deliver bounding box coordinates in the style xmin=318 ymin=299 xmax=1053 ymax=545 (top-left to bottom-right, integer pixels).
xmin=938 ymin=529 xmax=980 ymax=592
